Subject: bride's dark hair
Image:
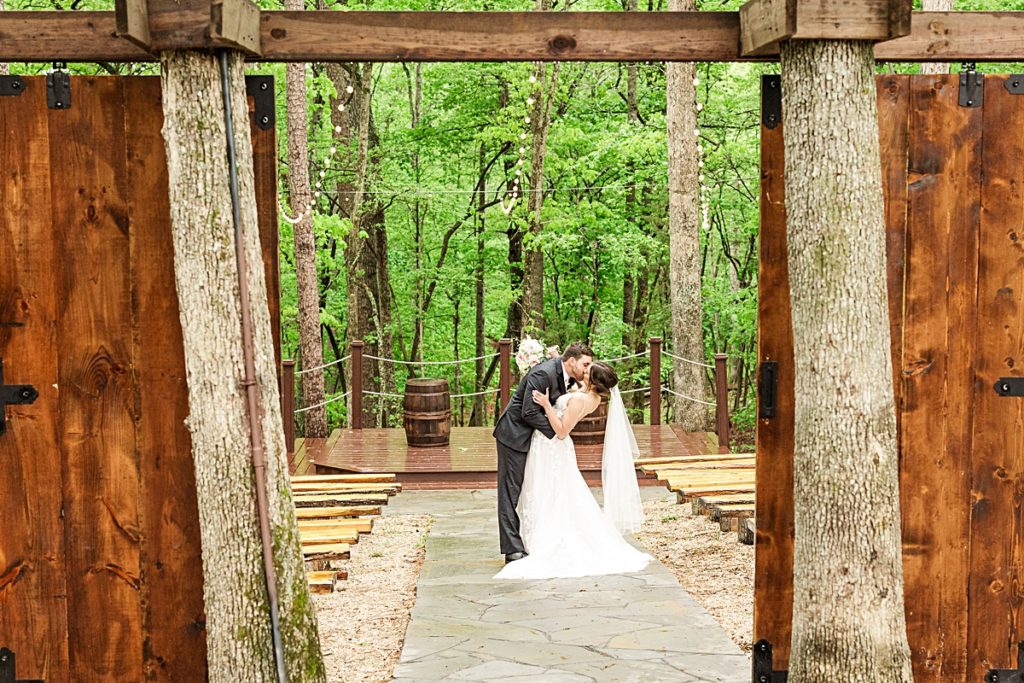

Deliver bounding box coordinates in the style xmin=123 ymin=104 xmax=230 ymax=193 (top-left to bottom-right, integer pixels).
xmin=587 ymin=362 xmax=618 ymax=400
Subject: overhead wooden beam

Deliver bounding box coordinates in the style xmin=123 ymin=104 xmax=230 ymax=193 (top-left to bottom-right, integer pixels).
xmin=112 ymin=0 xmax=261 ymax=55
xmin=2 ymin=11 xmax=1024 ymax=63
xmin=739 ymin=0 xmax=912 ymax=56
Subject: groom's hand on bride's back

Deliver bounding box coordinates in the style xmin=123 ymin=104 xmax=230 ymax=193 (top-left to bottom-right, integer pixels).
xmin=531 ymin=388 xmax=551 ymax=410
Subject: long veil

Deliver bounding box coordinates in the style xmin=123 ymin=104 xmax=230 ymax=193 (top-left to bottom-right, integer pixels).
xmin=602 ymin=387 xmax=645 ymax=534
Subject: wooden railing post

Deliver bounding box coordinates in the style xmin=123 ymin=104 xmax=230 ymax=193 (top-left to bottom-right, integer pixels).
xmin=714 ymin=353 xmax=730 ymax=451
xmin=649 ymin=337 xmax=661 ymax=426
xmin=351 ymin=340 xmax=363 ymax=430
xmin=499 ymin=338 xmax=512 ymax=412
xmin=282 ymin=359 xmax=296 ymax=455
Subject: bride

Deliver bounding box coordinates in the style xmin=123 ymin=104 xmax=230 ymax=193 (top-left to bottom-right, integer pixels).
xmin=495 ymin=361 xmax=652 ymax=580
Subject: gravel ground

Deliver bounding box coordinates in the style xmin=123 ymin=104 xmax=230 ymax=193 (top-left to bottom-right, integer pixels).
xmin=635 ymin=496 xmax=755 ymax=652
xmin=312 ymin=493 xmax=754 ymax=682
xmin=313 ymin=513 xmax=432 ymax=683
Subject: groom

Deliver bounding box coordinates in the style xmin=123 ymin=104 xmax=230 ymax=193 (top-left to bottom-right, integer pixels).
xmin=493 ymin=342 xmax=593 ymax=563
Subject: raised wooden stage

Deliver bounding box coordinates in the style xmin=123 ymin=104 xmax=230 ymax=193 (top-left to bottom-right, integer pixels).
xmin=292 ymin=425 xmax=724 ymax=489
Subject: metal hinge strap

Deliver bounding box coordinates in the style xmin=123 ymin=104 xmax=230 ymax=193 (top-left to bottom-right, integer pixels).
xmin=959 ymin=63 xmax=983 ymax=108
xmin=762 ymin=74 xmax=781 ymax=130
xmin=0 ymin=648 xmax=44 ymax=683
xmin=752 ymin=639 xmax=788 ymax=682
xmin=987 ymin=641 xmax=1024 ymax=682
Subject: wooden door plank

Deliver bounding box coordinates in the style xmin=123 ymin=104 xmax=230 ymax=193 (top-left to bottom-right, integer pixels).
xmin=123 ymin=76 xmax=208 ymax=681
xmin=900 ymin=73 xmax=981 ymax=682
xmin=754 ymin=75 xmax=795 ymax=667
xmin=966 ymin=75 xmax=1024 ymax=680
xmin=50 ymin=77 xmax=145 ymax=681
xmin=0 ymin=76 xmax=70 ymax=683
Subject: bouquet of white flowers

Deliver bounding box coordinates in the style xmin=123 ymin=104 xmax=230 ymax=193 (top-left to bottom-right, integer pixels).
xmin=515 ymin=337 xmax=546 ymax=373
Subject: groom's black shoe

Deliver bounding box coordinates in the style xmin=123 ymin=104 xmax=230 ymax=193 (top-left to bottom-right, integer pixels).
xmin=504 ymin=552 xmax=528 ymax=564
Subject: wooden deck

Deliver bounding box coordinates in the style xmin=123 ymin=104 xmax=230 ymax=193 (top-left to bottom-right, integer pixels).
xmin=298 ymin=425 xmax=724 ymax=489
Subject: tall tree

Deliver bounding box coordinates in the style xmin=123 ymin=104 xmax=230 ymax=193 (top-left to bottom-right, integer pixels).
xmin=284 ymin=0 xmax=327 ymax=437
xmin=160 ymin=50 xmax=324 ymax=681
xmin=666 ymin=0 xmax=710 ymax=431
xmin=780 ymin=40 xmax=913 ymax=679
xmin=471 ymin=140 xmax=488 ymax=426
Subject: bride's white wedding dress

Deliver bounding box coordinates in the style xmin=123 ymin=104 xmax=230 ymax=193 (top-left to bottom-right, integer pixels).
xmin=495 ymin=392 xmax=652 ymax=580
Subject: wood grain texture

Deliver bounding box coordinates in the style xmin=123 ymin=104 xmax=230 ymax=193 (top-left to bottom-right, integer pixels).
xmin=250 ymin=77 xmax=281 ymax=373
xmin=754 ymin=75 xmax=794 ymax=668
xmin=899 ymin=74 xmax=981 ymax=682
xmin=4 ymin=11 xmax=1024 ymax=62
xmin=123 ymin=76 xmax=207 ymax=682
xmin=50 ymin=77 xmax=145 ymax=682
xmin=0 ymin=76 xmax=70 ymax=683
xmin=966 ymin=75 xmax=1024 ymax=681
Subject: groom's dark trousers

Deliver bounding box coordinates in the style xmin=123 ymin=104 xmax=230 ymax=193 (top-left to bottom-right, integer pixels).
xmin=492 ymin=357 xmax=567 ymax=555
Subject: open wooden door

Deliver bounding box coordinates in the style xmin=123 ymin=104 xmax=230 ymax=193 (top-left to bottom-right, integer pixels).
xmin=755 ymin=73 xmax=1024 ymax=681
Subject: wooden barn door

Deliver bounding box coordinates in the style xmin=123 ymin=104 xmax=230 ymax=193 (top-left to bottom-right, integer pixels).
xmin=0 ymin=75 xmax=280 ymax=682
xmin=756 ymin=73 xmax=1024 ymax=681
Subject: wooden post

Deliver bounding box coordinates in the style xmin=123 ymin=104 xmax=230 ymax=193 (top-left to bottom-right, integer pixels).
xmin=282 ymin=359 xmax=295 ymax=455
xmin=649 ymin=337 xmax=661 ymax=426
xmin=499 ymin=338 xmax=512 ymax=412
xmin=351 ymin=340 xmax=363 ymax=430
xmin=714 ymin=353 xmax=730 ymax=451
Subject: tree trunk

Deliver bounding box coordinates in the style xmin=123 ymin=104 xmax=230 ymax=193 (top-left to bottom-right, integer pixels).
xmin=920 ymin=0 xmax=954 ymax=75
xmin=666 ymin=0 xmax=709 ymax=431
xmin=284 ymin=14 xmax=327 ymax=437
xmin=471 ymin=142 xmax=487 ymax=426
xmin=780 ymin=39 xmax=913 ymax=680
xmin=159 ymin=50 xmax=324 ymax=681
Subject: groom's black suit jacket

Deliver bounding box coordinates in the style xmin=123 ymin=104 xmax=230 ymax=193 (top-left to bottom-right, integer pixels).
xmin=493 ymin=357 xmax=568 ymax=453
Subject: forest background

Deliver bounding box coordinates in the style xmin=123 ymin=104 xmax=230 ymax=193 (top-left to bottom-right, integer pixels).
xmin=5 ymin=0 xmax=1019 ymax=448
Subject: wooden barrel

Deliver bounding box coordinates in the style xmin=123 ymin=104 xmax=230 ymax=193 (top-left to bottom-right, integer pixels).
xmin=571 ymin=399 xmax=608 ymax=445
xmin=403 ymin=378 xmax=452 ymax=447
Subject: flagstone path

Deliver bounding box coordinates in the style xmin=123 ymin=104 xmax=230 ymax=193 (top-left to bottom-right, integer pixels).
xmin=386 ymin=489 xmax=749 ymax=682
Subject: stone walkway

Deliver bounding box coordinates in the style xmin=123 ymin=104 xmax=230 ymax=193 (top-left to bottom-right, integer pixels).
xmin=386 ymin=490 xmax=748 ymax=682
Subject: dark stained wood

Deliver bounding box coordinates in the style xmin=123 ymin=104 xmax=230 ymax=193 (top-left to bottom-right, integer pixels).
xmin=123 ymin=77 xmax=207 ymax=682
xmin=403 ymin=378 xmax=452 ymax=447
xmin=499 ymin=338 xmax=512 ymax=412
xmin=649 ymin=337 xmax=661 ymax=425
xmin=754 ymin=74 xmax=794 ymax=669
xmin=966 ymin=75 xmax=1024 ymax=681
xmin=900 ymin=74 xmax=981 ymax=683
xmin=571 ymin=399 xmax=607 ymax=445
xmin=714 ymin=353 xmax=729 ymax=449
xmin=51 ymin=77 xmax=144 ymax=681
xmin=4 ymin=11 xmax=1024 ymax=63
xmin=740 ymin=0 xmax=912 ymax=56
xmin=877 ymin=74 xmax=910 ymax=444
xmin=351 ymin=340 xmax=363 ymax=429
xmin=250 ymin=92 xmax=281 ymax=382
xmin=0 ymin=76 xmax=70 ymax=682
xmin=282 ymin=359 xmax=296 ymax=455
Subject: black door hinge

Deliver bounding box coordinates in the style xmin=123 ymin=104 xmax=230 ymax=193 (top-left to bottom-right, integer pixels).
xmin=959 ymin=63 xmax=983 ymax=108
xmin=245 ymin=75 xmax=274 ymax=131
xmin=758 ymin=361 xmax=778 ymax=419
xmin=987 ymin=641 xmax=1024 ymax=683
xmin=1005 ymin=75 xmax=1024 ymax=95
xmin=762 ymin=75 xmax=781 ymax=130
xmin=0 ymin=359 xmax=39 ymax=437
xmin=0 ymin=76 xmax=25 ymax=97
xmin=752 ymin=639 xmax=787 ymax=682
xmin=46 ymin=63 xmax=70 ymax=110
xmin=995 ymin=378 xmax=1024 ymax=397
xmin=0 ymin=648 xmax=44 ymax=683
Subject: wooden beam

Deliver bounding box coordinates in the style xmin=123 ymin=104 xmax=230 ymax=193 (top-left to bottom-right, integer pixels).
xmin=112 ymin=0 xmax=260 ymax=55
xmin=114 ymin=0 xmax=152 ymax=51
xmin=1 ymin=11 xmax=1024 ymax=62
xmin=740 ymin=0 xmax=912 ymax=56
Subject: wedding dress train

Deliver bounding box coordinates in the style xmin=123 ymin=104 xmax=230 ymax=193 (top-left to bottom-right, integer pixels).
xmin=495 ymin=392 xmax=651 ymax=580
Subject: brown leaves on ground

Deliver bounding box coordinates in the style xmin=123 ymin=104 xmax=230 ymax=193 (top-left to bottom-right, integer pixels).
xmin=635 ymin=497 xmax=754 ymax=652
xmin=313 ymin=513 xmax=432 ymax=683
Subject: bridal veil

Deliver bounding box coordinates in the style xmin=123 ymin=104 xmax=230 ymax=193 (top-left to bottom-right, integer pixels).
xmin=601 ymin=387 xmax=645 ymax=533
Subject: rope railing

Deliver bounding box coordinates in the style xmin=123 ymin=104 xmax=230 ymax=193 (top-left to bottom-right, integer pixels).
xmin=296 ymin=354 xmax=351 ymax=376
xmin=662 ymin=349 xmax=714 ymax=369
xmin=451 ymin=388 xmax=500 ymax=399
xmin=618 ymin=386 xmax=651 ymax=395
xmin=663 ymin=386 xmax=717 ymax=406
xmin=363 ymin=389 xmax=405 ymax=398
xmin=603 ymin=350 xmax=650 ymax=363
xmin=295 ymin=391 xmax=350 ymax=414
xmin=363 ymin=352 xmax=499 ymax=366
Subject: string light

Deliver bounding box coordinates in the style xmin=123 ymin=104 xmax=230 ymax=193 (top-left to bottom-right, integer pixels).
xmin=279 ymin=82 xmax=354 ymax=225
xmin=500 ymin=64 xmax=541 ymax=215
xmin=694 ymin=72 xmax=711 ymax=238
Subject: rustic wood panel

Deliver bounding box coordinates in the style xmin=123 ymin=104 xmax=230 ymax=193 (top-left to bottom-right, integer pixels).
xmin=899 ymin=74 xmax=981 ymax=682
xmin=754 ymin=78 xmax=795 ymax=667
xmin=4 ymin=11 xmax=1024 ymax=63
xmin=50 ymin=77 xmax=145 ymax=681
xmin=0 ymin=77 xmax=70 ymax=682
xmin=250 ymin=89 xmax=281 ymax=372
xmin=877 ymin=74 xmax=910 ymax=444
xmin=966 ymin=75 xmax=1024 ymax=680
xmin=123 ymin=77 xmax=207 ymax=681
